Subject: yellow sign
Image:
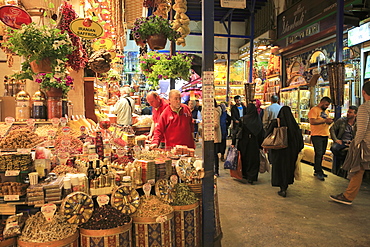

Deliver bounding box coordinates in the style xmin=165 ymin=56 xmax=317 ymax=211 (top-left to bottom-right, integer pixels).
xmin=92 ymin=38 xmax=114 ymax=51
xmin=70 ymin=18 xmax=104 ymax=40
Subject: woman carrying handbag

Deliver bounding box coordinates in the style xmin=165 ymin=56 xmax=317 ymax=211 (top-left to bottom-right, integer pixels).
xmin=232 ymin=103 xmax=264 ymax=184
xmin=265 ymin=106 xmax=304 ymax=197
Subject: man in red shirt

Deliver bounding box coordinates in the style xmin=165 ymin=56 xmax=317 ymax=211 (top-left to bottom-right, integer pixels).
xmin=150 ymin=89 xmax=195 ymax=149
xmin=146 ymin=91 xmax=169 ymax=140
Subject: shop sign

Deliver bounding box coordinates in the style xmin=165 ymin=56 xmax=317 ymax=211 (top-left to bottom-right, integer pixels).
xmin=277 ymin=0 xmax=355 ymax=40
xmin=286 ymin=23 xmax=320 ymax=46
xmin=220 ymin=0 xmax=246 ymax=9
xmin=348 ymin=23 xmax=370 ymax=46
xmin=92 ymin=38 xmax=114 ymax=51
xmin=70 ymin=18 xmax=104 ymax=40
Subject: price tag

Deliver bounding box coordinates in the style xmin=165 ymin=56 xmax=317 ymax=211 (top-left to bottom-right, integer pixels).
xmin=156 ymin=215 xmax=168 ymax=223
xmin=143 ymin=183 xmax=151 ymax=198
xmin=62 ymin=126 xmax=71 ymax=135
xmin=80 ymin=126 xmax=86 ymax=132
xmin=52 ymin=118 xmax=60 ymax=127
xmin=5 ymin=117 xmax=15 ymax=125
xmin=41 ymin=203 xmax=57 ymax=222
xmin=97 ymin=195 xmax=110 ymax=207
xmin=88 ymin=153 xmax=98 ymax=161
xmin=26 ymin=119 xmax=35 ymax=127
xmin=47 ymin=130 xmax=56 ymax=137
xmin=58 ymin=152 xmax=70 ymax=166
xmin=61 ymin=139 xmax=71 ymax=147
xmin=5 ymin=170 xmax=20 ymax=176
xmin=4 ymin=195 xmax=19 ymax=201
xmin=170 ymin=175 xmax=178 ymax=185
xmin=116 ymin=148 xmax=126 ymax=157
xmin=60 ymin=117 xmax=67 ymax=126
xmin=17 ymin=148 xmax=31 ymax=154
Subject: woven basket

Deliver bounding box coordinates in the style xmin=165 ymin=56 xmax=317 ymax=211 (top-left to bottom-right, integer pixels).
xmin=125 ymin=1 xmax=144 ymax=28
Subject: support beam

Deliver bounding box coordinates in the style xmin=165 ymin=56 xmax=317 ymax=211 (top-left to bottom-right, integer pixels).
xmin=190 ymin=32 xmax=252 ymax=39
xmin=335 ymin=0 xmax=344 ymax=119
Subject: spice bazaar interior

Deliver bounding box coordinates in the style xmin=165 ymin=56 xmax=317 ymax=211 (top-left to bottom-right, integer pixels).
xmin=0 ymin=0 xmax=370 ymax=246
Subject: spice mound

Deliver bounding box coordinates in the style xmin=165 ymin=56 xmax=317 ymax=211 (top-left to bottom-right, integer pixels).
xmin=133 ymin=195 xmax=173 ymax=218
xmin=81 ymin=205 xmax=131 ymax=230
xmin=171 ymin=183 xmax=198 ymax=206
xmin=19 ymin=212 xmax=78 ymax=243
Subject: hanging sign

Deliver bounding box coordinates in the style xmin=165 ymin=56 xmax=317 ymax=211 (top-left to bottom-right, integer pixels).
xmin=220 ymin=0 xmax=246 ymax=9
xmin=92 ymin=38 xmax=114 ymax=51
xmin=0 ymin=5 xmax=31 ymax=29
xmin=70 ymin=18 xmax=104 ymax=40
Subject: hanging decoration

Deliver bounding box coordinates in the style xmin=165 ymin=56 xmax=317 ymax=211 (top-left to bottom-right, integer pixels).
xmin=172 ymin=0 xmax=190 ymax=47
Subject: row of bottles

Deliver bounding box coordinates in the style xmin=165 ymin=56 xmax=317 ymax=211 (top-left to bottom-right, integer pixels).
xmin=14 ymin=90 xmax=73 ymax=121
xmin=87 ymin=158 xmax=115 ymax=189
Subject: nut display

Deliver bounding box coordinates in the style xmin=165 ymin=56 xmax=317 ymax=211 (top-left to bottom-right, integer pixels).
xmin=19 ymin=212 xmax=78 ymax=243
xmin=34 ymin=125 xmax=58 ymax=138
xmin=0 ymin=153 xmax=32 ymax=171
xmin=0 ymin=182 xmax=28 ymax=196
xmin=60 ymin=192 xmax=94 ymax=224
xmin=133 ymin=195 xmax=173 ymax=218
xmin=0 ymin=123 xmax=11 ymax=137
xmin=171 ymin=183 xmax=198 ymax=206
xmin=111 ymin=185 xmax=140 ymax=215
xmin=0 ymin=128 xmax=43 ymax=149
xmin=81 ymin=205 xmax=131 ymax=230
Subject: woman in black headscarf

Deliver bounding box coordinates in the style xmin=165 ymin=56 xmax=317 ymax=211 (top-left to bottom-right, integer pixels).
xmin=232 ymin=103 xmax=264 ymax=184
xmin=265 ymin=106 xmax=304 ymax=197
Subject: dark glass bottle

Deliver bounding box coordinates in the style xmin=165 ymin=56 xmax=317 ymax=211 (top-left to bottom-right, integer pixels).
xmin=87 ymin=161 xmax=95 ymax=181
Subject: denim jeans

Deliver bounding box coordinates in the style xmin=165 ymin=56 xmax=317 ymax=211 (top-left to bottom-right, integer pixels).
xmin=311 ymin=136 xmax=328 ymax=175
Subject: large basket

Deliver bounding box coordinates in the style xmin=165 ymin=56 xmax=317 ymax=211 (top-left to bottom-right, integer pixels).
xmin=0 ymin=237 xmax=16 ymax=247
xmin=125 ymin=1 xmax=144 ymax=28
xmin=18 ymin=231 xmax=79 ymax=247
xmin=80 ymin=221 xmax=132 ymax=247
xmin=173 ymin=202 xmax=201 ymax=247
xmin=132 ymin=211 xmax=175 ymax=247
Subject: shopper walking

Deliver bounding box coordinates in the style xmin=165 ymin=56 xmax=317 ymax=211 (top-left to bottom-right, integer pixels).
xmin=265 ymin=106 xmax=304 ymax=197
xmin=330 ymin=82 xmax=370 ymax=205
xmin=214 ymin=100 xmax=222 ymax=176
xmin=219 ymin=102 xmax=231 ymax=162
xmin=150 ymin=89 xmax=195 ymax=149
xmin=308 ymin=97 xmax=334 ymax=181
xmin=112 ymin=87 xmax=135 ymax=126
xmin=262 ymin=95 xmax=281 ymax=131
xmin=231 ymin=95 xmax=247 ymax=136
xmin=232 ymin=103 xmax=264 ymax=184
xmin=188 ymin=100 xmax=202 ymax=142
xmin=255 ymin=99 xmax=264 ymax=121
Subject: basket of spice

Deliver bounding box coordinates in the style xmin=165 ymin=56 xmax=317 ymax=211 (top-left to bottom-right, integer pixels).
xmin=171 ymin=183 xmax=200 ymax=247
xmin=132 ymin=195 xmax=174 ymax=247
xmin=80 ymin=204 xmax=132 ymax=247
xmin=17 ymin=212 xmax=79 ymax=247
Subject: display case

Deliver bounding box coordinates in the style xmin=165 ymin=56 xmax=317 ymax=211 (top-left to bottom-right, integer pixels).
xmin=264 ymin=75 xmax=280 ymax=102
xmin=280 ymin=85 xmax=310 ymax=123
xmin=313 ymin=78 xmax=335 ymax=119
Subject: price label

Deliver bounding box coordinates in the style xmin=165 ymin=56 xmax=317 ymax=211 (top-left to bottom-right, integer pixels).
xmin=143 ymin=183 xmax=151 ymax=198
xmin=5 ymin=170 xmax=20 ymax=176
xmin=60 ymin=117 xmax=67 ymax=126
xmin=4 ymin=195 xmax=19 ymax=201
xmin=26 ymin=119 xmax=35 ymax=127
xmin=97 ymin=195 xmax=110 ymax=207
xmin=52 ymin=118 xmax=60 ymax=127
xmin=61 ymin=139 xmax=71 ymax=147
xmin=170 ymin=175 xmax=178 ymax=185
xmin=58 ymin=152 xmax=70 ymax=160
xmin=80 ymin=126 xmax=86 ymax=132
xmin=62 ymin=126 xmax=71 ymax=135
xmin=41 ymin=203 xmax=57 ymax=222
xmin=116 ymin=148 xmax=126 ymax=157
xmin=17 ymin=148 xmax=31 ymax=154
xmin=156 ymin=215 xmax=168 ymax=223
xmin=5 ymin=117 xmax=15 ymax=125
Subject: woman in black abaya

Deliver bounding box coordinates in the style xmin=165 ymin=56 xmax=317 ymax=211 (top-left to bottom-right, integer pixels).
xmin=265 ymin=106 xmax=304 ymax=197
xmin=232 ymin=103 xmax=264 ymax=184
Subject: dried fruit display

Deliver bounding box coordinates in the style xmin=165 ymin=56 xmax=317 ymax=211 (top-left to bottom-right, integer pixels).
xmin=132 ymin=195 xmax=173 ymax=218
xmin=0 ymin=153 xmax=32 ymax=171
xmin=60 ymin=192 xmax=94 ymax=225
xmin=0 ymin=123 xmax=11 ymax=137
xmin=111 ymin=185 xmax=140 ymax=215
xmin=0 ymin=128 xmax=43 ymax=149
xmin=81 ymin=205 xmax=131 ymax=230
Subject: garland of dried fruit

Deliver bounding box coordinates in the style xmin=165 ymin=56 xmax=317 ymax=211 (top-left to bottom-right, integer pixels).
xmin=153 ymin=0 xmax=171 ymax=19
xmin=172 ymin=0 xmax=190 ymax=46
xmin=58 ymin=2 xmax=88 ymax=71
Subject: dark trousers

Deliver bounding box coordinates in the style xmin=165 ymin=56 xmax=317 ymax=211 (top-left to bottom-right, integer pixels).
xmin=219 ymin=137 xmax=227 ymax=155
xmin=311 ymin=136 xmax=328 ymax=175
xmin=214 ymin=143 xmax=220 ymax=174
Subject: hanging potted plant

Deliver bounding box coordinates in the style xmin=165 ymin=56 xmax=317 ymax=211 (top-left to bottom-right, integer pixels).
xmin=140 ymin=51 xmax=192 ymax=88
xmin=4 ymin=22 xmax=74 ymax=78
xmin=131 ymin=15 xmax=180 ymax=50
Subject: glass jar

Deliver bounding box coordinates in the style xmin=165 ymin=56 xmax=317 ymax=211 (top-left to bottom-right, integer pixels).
xmin=15 ymin=90 xmax=31 ymax=121
xmin=32 ymin=90 xmax=47 ymax=120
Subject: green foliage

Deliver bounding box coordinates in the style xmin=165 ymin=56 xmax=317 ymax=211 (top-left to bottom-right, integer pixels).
xmin=35 ymin=72 xmax=73 ymax=96
xmin=5 ymin=22 xmax=74 ymax=77
xmin=132 ymin=15 xmax=180 ymax=42
xmin=140 ymin=51 xmax=192 ymax=88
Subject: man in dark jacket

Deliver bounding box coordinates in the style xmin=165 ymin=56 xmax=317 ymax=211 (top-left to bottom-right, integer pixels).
xmin=230 ymin=95 xmax=247 ymax=135
xmin=329 ymin=105 xmax=357 ymax=175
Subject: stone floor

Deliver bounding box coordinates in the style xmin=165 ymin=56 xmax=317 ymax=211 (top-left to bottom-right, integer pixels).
xmin=196 ymin=141 xmax=370 ymax=247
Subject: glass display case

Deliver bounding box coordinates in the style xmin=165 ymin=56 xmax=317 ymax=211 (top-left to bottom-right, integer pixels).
xmin=280 ymin=85 xmax=310 ymax=123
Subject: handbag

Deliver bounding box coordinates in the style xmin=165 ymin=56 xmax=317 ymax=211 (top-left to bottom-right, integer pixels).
xmin=261 ymin=118 xmax=288 ymax=149
xmin=294 ymin=151 xmax=304 ymax=181
xmin=259 ymin=150 xmax=270 ymax=173
xmin=224 ymin=146 xmax=238 ymax=170
xmin=230 ymin=150 xmax=243 ymax=180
